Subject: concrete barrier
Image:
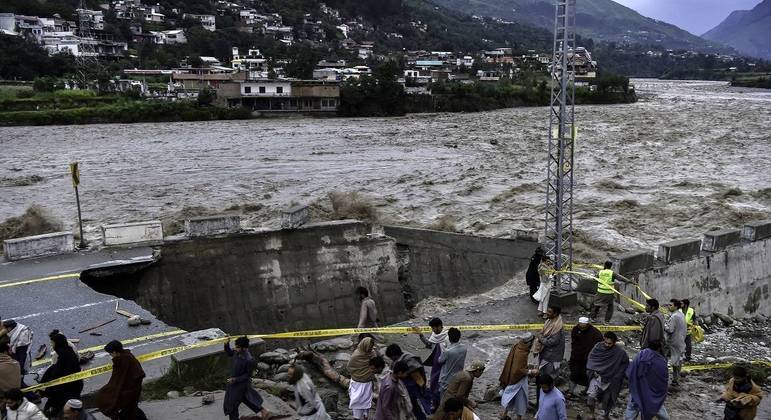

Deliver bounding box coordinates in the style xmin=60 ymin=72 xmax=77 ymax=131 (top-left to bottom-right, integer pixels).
xmin=702 ymin=229 xmax=741 ymax=252
xmin=658 ymin=238 xmax=702 ymax=264
xmin=281 ymin=204 xmax=309 ymax=229
xmin=610 ymin=250 xmax=654 ymax=275
xmin=184 ymin=215 xmax=241 ymax=237
xmin=743 ymin=220 xmax=771 ymax=242
xmin=3 ymin=232 xmax=74 ymax=261
xmin=102 ymin=221 xmax=163 ymax=246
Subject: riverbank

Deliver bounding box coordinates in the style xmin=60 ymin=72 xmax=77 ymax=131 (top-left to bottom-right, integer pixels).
xmin=731 ymin=77 xmax=771 ymax=89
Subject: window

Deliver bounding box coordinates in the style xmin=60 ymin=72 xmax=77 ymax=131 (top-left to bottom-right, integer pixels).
xmin=259 ymin=86 xmax=266 ymax=93
xmin=244 ymin=86 xmax=251 ymax=94
xmin=321 ymin=99 xmax=328 ymax=107
xmin=276 ymin=86 xmax=283 ymax=94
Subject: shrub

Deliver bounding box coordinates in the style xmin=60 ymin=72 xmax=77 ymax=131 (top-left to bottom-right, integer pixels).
xmin=328 ymin=191 xmax=380 ymax=222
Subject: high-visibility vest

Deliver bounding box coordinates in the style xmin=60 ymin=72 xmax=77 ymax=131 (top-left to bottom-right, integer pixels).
xmin=597 ymin=269 xmax=615 ymax=295
xmin=684 ymin=307 xmax=695 ymax=326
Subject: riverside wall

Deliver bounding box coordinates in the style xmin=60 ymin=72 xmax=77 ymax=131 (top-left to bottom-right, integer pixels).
xmin=615 ymin=223 xmax=771 ymax=318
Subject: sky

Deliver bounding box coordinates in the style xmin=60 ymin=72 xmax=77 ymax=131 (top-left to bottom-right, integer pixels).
xmin=613 ymin=0 xmax=764 ymax=35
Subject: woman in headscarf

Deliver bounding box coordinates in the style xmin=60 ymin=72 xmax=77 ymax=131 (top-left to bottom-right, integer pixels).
xmin=41 ymin=332 xmax=83 ymax=418
xmin=347 ymin=337 xmax=377 ymax=419
xmin=288 ymin=365 xmax=331 ymax=420
xmin=534 ymin=257 xmax=554 ymax=317
xmin=499 ymin=333 xmax=537 ymax=420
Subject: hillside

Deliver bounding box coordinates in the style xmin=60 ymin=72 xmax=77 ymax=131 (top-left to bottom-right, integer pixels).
xmin=702 ymin=0 xmax=771 ymax=59
xmin=433 ymin=0 xmax=728 ymax=52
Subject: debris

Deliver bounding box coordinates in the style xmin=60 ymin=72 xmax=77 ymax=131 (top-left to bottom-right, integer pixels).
xmin=79 ymin=351 xmax=94 ymax=365
xmin=201 ymin=394 xmax=215 ymax=405
xmin=115 ymin=301 xmax=137 ymax=318
xmin=166 ymin=391 xmax=180 ymax=399
xmin=34 ymin=344 xmax=47 ymax=360
xmin=78 ymin=318 xmax=116 ymax=334
xmin=127 ymin=316 xmax=142 ymax=327
xmin=489 ymin=139 xmax=499 ymax=145
xmin=89 ymin=332 xmax=102 ymax=336
xmin=140 ymin=318 xmax=152 ymax=325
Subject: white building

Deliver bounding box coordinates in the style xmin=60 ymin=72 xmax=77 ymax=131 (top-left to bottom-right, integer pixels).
xmin=76 ymin=9 xmax=104 ymax=31
xmin=184 ymin=14 xmax=216 ymax=31
xmin=240 ymin=80 xmax=291 ymax=96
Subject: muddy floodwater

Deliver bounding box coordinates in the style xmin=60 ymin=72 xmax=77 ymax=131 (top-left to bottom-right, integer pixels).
xmin=1 ymin=79 xmax=769 ymax=253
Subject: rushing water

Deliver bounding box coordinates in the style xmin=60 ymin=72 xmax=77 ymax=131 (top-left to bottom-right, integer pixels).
xmin=1 ymin=79 xmax=769 ymax=253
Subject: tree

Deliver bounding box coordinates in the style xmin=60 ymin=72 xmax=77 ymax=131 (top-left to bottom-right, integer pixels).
xmin=197 ymin=86 xmax=216 ymax=106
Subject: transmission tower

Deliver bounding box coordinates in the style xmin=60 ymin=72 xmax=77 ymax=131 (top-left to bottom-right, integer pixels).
xmin=75 ymin=1 xmax=100 ymax=89
xmin=543 ymin=0 xmax=577 ymax=297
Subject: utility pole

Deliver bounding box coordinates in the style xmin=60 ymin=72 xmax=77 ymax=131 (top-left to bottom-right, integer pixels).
xmin=544 ymin=0 xmax=577 ymax=302
xmin=70 ymin=162 xmax=87 ymax=249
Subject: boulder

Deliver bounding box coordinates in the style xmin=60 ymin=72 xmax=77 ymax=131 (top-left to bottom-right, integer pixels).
xmin=201 ymin=394 xmax=216 ymax=405
xmin=319 ymin=389 xmax=339 ymax=413
xmin=257 ymin=362 xmax=271 ymax=372
xmin=277 ymin=364 xmax=291 ymax=373
xmin=272 ymin=372 xmax=290 ymax=382
xmin=166 ymin=391 xmax=180 ymax=399
xmin=260 ymin=351 xmax=290 ymax=365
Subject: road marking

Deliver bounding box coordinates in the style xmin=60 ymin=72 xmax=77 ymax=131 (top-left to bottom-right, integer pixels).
xmin=0 ymin=272 xmax=81 ymax=289
xmin=11 ymin=299 xmax=121 ymax=321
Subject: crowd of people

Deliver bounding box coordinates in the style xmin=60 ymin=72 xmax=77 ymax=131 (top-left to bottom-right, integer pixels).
xmin=0 ymin=257 xmax=766 ymax=420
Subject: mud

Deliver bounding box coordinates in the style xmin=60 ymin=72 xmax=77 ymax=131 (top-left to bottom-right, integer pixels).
xmin=1 ymin=80 xmax=769 ymax=253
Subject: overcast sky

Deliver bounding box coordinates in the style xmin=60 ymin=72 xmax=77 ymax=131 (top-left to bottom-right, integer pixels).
xmin=613 ymin=0 xmax=764 ymax=35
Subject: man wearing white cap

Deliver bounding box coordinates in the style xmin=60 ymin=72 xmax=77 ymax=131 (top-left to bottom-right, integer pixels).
xmin=62 ymin=399 xmax=96 ymax=420
xmin=568 ymin=317 xmax=603 ymax=398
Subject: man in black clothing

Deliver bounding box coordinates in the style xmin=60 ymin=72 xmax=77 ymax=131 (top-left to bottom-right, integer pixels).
xmin=526 ymin=247 xmax=544 ymax=304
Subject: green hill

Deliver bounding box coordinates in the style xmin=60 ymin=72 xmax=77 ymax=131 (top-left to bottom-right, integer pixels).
xmin=433 ymin=0 xmax=729 ymax=52
xmin=702 ymin=0 xmax=771 ymax=59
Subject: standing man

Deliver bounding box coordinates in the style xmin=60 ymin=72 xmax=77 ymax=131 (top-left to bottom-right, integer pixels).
xmin=357 ymin=286 xmax=379 ymax=342
xmin=500 ymin=333 xmax=537 ymax=420
xmin=665 ymin=300 xmax=686 ymax=386
xmin=590 ymin=261 xmax=633 ymax=324
xmin=624 ymin=340 xmax=669 ymax=420
xmin=223 ymin=336 xmax=268 ymax=420
xmin=526 ymin=247 xmax=545 ymax=304
xmin=386 ymin=344 xmax=430 ymax=419
xmin=415 ymin=318 xmax=449 ymax=410
xmin=640 ymin=299 xmax=666 ymax=350
xmin=96 ymin=340 xmax=146 ymax=420
xmin=586 ymin=332 xmax=630 ymax=420
xmin=375 ymin=361 xmax=416 ymax=420
xmin=0 ymin=342 xmax=20 ymax=396
xmin=535 ymin=376 xmax=567 ymax=420
xmin=533 ymin=306 xmax=565 ymax=385
xmin=347 ymin=337 xmax=377 ymax=420
xmin=438 ymin=328 xmax=466 ymax=401
xmin=432 ymin=361 xmax=486 ymax=420
xmin=568 ymin=317 xmax=604 ymax=397
xmin=2 ymin=320 xmax=32 ymax=380
xmin=681 ymin=299 xmax=695 ymax=362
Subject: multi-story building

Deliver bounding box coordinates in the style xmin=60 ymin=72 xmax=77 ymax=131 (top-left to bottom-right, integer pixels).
xmin=183 ymin=14 xmax=216 ymax=31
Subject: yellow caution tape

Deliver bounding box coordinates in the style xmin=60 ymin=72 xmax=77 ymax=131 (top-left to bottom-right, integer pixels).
xmin=23 ymin=323 xmax=639 ymax=392
xmin=682 ymin=361 xmax=771 ymax=373
xmin=31 ymin=329 xmax=188 ymax=367
xmin=0 ymin=272 xmax=80 ymax=289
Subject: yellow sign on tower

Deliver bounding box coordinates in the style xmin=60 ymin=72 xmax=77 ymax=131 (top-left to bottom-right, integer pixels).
xmin=70 ymin=162 xmax=80 ymax=187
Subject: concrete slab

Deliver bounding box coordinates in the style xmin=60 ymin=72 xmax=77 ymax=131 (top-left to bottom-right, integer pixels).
xmin=702 ymin=229 xmax=742 ymax=252
xmin=281 ymin=204 xmax=309 ymax=229
xmin=102 ymin=220 xmax=163 ymax=246
xmin=610 ymin=250 xmax=654 ymax=275
xmin=184 ymin=215 xmax=241 ymax=237
xmin=743 ymin=220 xmax=771 ymax=242
xmin=658 ymin=238 xmax=701 ymax=264
xmin=3 ymin=231 xmax=74 ymax=261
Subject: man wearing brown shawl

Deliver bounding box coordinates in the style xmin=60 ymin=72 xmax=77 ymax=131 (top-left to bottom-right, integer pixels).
xmin=568 ymin=317 xmax=604 ymax=397
xmin=586 ymin=332 xmax=629 ymax=420
xmin=499 ymin=333 xmax=537 ymax=420
xmin=432 ymin=361 xmax=485 ymax=420
xmin=347 ymin=337 xmax=377 ymax=419
xmin=96 ymin=340 xmax=146 ymax=420
xmin=719 ymin=365 xmax=764 ymax=420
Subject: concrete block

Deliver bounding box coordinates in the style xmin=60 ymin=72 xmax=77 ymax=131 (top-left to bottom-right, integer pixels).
xmin=101 ymin=220 xmax=163 ymax=246
xmin=742 ymin=220 xmax=771 ymax=242
xmin=657 ymin=238 xmax=702 ymax=264
xmin=610 ymin=250 xmax=654 ymax=275
xmin=702 ymin=229 xmax=741 ymax=252
xmin=281 ymin=204 xmax=309 ymax=229
xmin=549 ymin=291 xmax=577 ymax=308
xmin=512 ymin=229 xmax=539 ymax=242
xmin=3 ymin=231 xmax=74 ymax=261
xmin=185 ymin=215 xmax=241 ymax=237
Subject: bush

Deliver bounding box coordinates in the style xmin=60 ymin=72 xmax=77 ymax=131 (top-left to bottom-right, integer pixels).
xmin=15 ymin=90 xmax=35 ymax=99
xmin=328 ymin=191 xmax=380 ymax=222
xmin=55 ymin=89 xmax=96 ymax=99
xmin=197 ymin=87 xmax=216 ymax=106
xmin=33 ymin=77 xmax=58 ymax=92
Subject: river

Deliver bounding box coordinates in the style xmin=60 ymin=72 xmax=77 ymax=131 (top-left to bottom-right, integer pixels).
xmin=1 ymin=79 xmax=769 ymax=254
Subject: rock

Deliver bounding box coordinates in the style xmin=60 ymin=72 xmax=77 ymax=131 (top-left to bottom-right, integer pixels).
xmin=706 ymin=357 xmax=716 ymax=363
xmin=714 ymin=313 xmax=735 ymax=326
xmin=716 ymin=356 xmax=747 ymax=364
xmin=260 ymin=351 xmax=289 ymax=365
xmin=257 ymin=362 xmax=271 ymax=372
xmin=483 ymin=384 xmax=500 ymax=402
xmin=319 ymin=389 xmax=339 ymax=412
xmin=182 ymin=386 xmax=195 ymax=395
xmin=127 ymin=316 xmax=142 ymax=327
xmin=166 ymin=391 xmax=180 ymax=399
xmin=252 ymin=378 xmax=294 ymax=398
xmin=330 ymin=352 xmax=352 ymax=363
xmin=277 ymin=364 xmax=291 ymax=373
xmin=274 ymin=348 xmax=289 ymax=354
xmin=466 ymin=332 xmax=481 ymax=339
xmin=201 ymin=394 xmax=215 ymax=405
xmin=272 ymin=372 xmax=290 ymax=382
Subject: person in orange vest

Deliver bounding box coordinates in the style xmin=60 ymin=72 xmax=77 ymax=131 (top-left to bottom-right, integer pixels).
xmin=590 ymin=261 xmax=634 ymax=324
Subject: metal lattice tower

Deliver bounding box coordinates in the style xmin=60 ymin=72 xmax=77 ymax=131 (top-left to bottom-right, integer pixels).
xmin=76 ymin=2 xmax=100 ymax=89
xmin=544 ymin=0 xmax=577 ymax=293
